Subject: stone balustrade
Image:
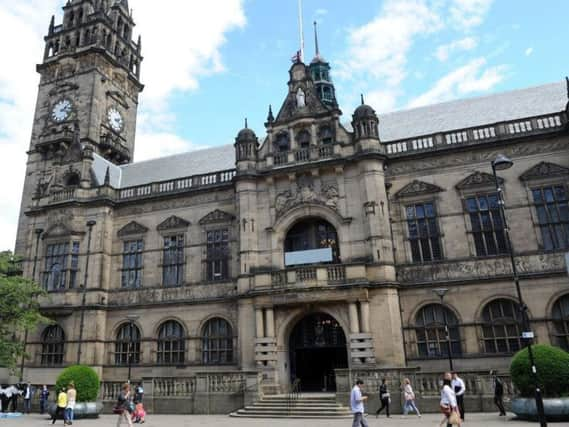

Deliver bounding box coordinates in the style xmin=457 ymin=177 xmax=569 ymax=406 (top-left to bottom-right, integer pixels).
xmin=264 ymin=263 xmax=351 ymax=288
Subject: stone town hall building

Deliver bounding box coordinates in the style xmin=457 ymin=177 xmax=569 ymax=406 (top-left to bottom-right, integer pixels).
xmin=13 ymin=0 xmax=569 ymax=401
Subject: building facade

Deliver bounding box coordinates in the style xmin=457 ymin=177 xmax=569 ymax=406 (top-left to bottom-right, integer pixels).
xmin=14 ymin=0 xmax=569 ymax=395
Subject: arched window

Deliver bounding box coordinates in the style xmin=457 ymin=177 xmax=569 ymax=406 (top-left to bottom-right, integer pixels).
xmin=65 ymin=172 xmax=80 ymax=187
xmin=552 ymin=294 xmax=569 ymax=351
xmin=274 ymin=132 xmax=290 ymax=152
xmin=481 ymin=299 xmax=522 ymax=353
xmin=415 ymin=304 xmax=461 ymax=358
xmin=285 ymin=218 xmax=340 ymax=265
xmin=296 ymin=130 xmax=311 ymax=149
xmin=202 ymin=318 xmax=233 ymax=364
xmin=115 ymin=322 xmax=141 ymax=366
xmin=157 ymin=320 xmax=185 ymax=365
xmin=41 ymin=325 xmax=65 ymax=366
xmin=319 ymin=125 xmax=333 ymax=145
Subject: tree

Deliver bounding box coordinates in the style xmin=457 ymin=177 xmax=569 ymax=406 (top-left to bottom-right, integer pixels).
xmin=0 ymin=250 xmax=50 ymax=370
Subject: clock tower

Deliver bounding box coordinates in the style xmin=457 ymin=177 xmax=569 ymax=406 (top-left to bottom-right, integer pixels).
xmin=14 ymin=0 xmax=143 ymax=254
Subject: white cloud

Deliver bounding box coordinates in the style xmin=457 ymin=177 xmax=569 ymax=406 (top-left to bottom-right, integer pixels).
xmin=435 ymin=36 xmax=477 ymax=61
xmin=407 ymin=57 xmax=507 ymax=107
xmin=0 ymin=0 xmax=246 ymax=251
xmin=525 ymin=47 xmax=533 ymax=56
xmin=449 ymin=0 xmax=493 ymax=29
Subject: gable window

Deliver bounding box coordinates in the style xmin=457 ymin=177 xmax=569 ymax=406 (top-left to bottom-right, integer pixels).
xmin=41 ymin=325 xmax=65 ymax=366
xmin=415 ymin=304 xmax=461 ymax=358
xmin=202 ymin=318 xmax=234 ymax=364
xmin=405 ymin=202 xmax=442 ymax=263
xmin=157 ymin=320 xmax=185 ymax=365
xmin=532 ymin=185 xmax=569 ymax=250
xmin=481 ymin=299 xmax=522 ymax=354
xmin=206 ymin=229 xmax=229 ymax=281
xmin=43 ymin=241 xmax=80 ymax=291
xmin=466 ymin=193 xmax=508 ymax=256
xmin=121 ymin=240 xmax=143 ymax=288
xmin=162 ymin=235 xmax=185 ymax=287
xmin=115 ymin=322 xmax=141 ymax=366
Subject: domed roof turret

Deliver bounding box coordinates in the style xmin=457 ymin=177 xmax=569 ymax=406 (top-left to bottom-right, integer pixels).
xmin=353 ymin=95 xmax=377 ymax=120
xmin=236 ymin=119 xmax=257 ymax=141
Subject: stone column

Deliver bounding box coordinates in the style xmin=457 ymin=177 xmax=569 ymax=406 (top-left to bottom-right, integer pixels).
xmin=265 ymin=307 xmax=275 ymax=338
xmin=255 ymin=308 xmax=265 ymax=338
xmin=360 ymin=301 xmax=371 ymax=333
xmin=349 ymin=302 xmax=360 ymax=333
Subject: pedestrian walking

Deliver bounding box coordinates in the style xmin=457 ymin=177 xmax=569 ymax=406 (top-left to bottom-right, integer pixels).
xmin=51 ymin=388 xmax=67 ymax=424
xmin=451 ymin=372 xmax=465 ymax=420
xmin=402 ymin=378 xmax=421 ymax=418
xmin=375 ymin=378 xmax=390 ymax=418
xmin=491 ymin=370 xmax=506 ymax=416
xmin=134 ymin=383 xmax=144 ymax=403
xmin=350 ymin=379 xmax=368 ymax=427
xmin=23 ymin=382 xmax=33 ymax=414
xmin=39 ymin=385 xmax=50 ymax=415
xmin=65 ymin=382 xmax=76 ymax=425
xmin=440 ymin=372 xmax=461 ymax=427
xmin=116 ymin=383 xmax=134 ymax=427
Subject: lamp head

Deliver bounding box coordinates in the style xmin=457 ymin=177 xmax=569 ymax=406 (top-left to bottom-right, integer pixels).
xmin=492 ymin=154 xmax=513 ymax=171
xmin=86 ymin=220 xmax=96 ymax=227
xmin=433 ymin=288 xmax=449 ymax=299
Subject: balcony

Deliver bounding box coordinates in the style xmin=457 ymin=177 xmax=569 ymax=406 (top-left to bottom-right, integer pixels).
xmin=268 ymin=143 xmax=340 ymax=168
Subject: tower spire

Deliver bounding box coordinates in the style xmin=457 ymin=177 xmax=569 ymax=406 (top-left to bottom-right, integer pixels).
xmin=298 ymin=0 xmax=304 ymax=62
xmin=313 ymin=21 xmax=320 ymax=58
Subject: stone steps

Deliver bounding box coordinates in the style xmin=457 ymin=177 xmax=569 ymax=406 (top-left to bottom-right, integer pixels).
xmin=230 ymin=393 xmax=353 ymax=418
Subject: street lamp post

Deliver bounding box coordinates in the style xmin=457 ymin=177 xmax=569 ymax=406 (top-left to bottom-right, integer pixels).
xmin=126 ymin=314 xmax=139 ymax=384
xmin=433 ymin=288 xmax=453 ymax=371
xmin=76 ymin=220 xmax=96 ymax=364
xmin=491 ymin=154 xmax=547 ymax=427
xmin=19 ymin=228 xmax=44 ymax=382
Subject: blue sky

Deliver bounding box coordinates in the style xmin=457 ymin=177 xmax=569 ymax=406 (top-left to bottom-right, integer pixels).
xmin=0 ymin=0 xmax=568 ymax=250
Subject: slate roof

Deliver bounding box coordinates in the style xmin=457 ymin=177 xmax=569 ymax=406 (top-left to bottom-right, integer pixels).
xmin=378 ymin=80 xmax=567 ymax=142
xmin=90 ymin=80 xmax=567 ymax=189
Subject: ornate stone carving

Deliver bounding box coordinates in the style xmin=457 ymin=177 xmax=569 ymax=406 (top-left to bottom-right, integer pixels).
xmin=117 ymin=221 xmax=148 ymax=237
xmin=456 ymin=171 xmax=502 ymax=189
xmin=157 ymin=215 xmax=190 ymax=231
xmin=519 ymin=161 xmax=569 ymax=181
xmin=199 ymin=209 xmax=234 ymax=225
xmin=394 ymin=180 xmax=443 ymax=198
xmin=275 ymin=183 xmax=340 ymax=217
xmin=48 ymin=82 xmax=79 ymax=96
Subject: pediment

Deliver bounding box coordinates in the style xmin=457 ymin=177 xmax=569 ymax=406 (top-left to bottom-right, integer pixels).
xmin=456 ymin=171 xmax=502 ymax=189
xmin=157 ymin=215 xmax=190 ymax=231
xmin=519 ymin=162 xmax=569 ymax=181
xmin=43 ymin=222 xmax=79 ymax=239
xmin=394 ymin=180 xmax=444 ymax=198
xmin=117 ymin=221 xmax=148 ymax=237
xmin=199 ymin=209 xmax=235 ymax=225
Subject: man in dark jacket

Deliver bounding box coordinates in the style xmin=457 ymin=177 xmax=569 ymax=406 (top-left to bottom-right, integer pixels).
xmin=491 ymin=370 xmax=506 ymax=416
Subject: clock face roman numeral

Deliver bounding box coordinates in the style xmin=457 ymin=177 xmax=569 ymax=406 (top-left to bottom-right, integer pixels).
xmin=107 ymin=107 xmax=124 ymax=132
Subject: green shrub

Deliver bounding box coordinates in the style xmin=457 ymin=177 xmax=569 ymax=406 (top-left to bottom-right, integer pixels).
xmin=55 ymin=365 xmax=100 ymax=402
xmin=510 ymin=344 xmax=569 ymax=397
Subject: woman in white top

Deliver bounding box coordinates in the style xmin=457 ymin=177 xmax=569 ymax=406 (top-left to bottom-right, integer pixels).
xmin=440 ymin=372 xmax=460 ymax=427
xmin=402 ymin=378 xmax=421 ymax=417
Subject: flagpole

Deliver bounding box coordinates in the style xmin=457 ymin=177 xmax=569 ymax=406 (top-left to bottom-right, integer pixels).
xmin=298 ymin=0 xmax=304 ymax=62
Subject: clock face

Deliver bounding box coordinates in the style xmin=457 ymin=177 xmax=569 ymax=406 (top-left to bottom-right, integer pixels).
xmin=107 ymin=107 xmax=124 ymax=132
xmin=51 ymin=99 xmax=72 ymax=122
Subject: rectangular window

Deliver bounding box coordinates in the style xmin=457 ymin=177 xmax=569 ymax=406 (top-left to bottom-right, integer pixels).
xmin=405 ymin=202 xmax=442 ymax=263
xmin=43 ymin=242 xmax=79 ymax=290
xmin=121 ymin=240 xmax=143 ymax=288
xmin=162 ymin=235 xmax=185 ymax=287
xmin=465 ymin=193 xmax=508 ymax=256
xmin=206 ymin=229 xmax=229 ymax=281
xmin=532 ymin=185 xmax=569 ymax=250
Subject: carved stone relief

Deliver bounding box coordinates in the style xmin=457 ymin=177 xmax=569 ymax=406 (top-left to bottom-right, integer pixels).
xmin=117 ymin=221 xmax=148 ymax=237
xmin=394 ymin=180 xmax=443 ymax=198
xmin=456 ymin=171 xmax=502 ymax=189
xmin=519 ymin=161 xmax=569 ymax=181
xmin=275 ymin=181 xmax=339 ymax=217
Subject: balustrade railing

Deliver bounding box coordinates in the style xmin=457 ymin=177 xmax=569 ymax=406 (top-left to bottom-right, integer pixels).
xmin=101 ymin=382 xmax=123 ymax=401
xmin=327 ymin=265 xmax=346 ymax=282
xmin=51 ymin=188 xmax=76 ymax=202
xmin=153 ymin=377 xmax=196 ymax=397
xmin=296 ymin=266 xmax=317 ymax=282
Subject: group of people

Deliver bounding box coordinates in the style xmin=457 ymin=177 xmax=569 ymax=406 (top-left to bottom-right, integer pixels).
xmin=51 ymin=382 xmax=76 ymax=425
xmin=350 ymin=370 xmax=507 ymax=426
xmin=115 ymin=382 xmax=146 ymax=426
xmin=0 ymin=383 xmax=38 ymax=414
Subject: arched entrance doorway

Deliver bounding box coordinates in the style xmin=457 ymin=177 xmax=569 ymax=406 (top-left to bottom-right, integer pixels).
xmin=289 ymin=313 xmax=348 ymax=391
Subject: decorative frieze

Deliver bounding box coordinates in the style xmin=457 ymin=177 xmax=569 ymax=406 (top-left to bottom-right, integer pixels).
xmin=274 ymin=183 xmax=339 ymax=217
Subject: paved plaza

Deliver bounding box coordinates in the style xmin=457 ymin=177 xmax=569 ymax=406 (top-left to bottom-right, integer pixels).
xmin=0 ymin=413 xmax=544 ymax=427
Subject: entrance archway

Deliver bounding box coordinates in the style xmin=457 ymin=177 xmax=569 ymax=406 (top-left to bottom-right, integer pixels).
xmin=289 ymin=313 xmax=348 ymax=391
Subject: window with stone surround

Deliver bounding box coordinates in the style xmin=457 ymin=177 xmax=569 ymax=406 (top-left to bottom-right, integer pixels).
xmin=415 ymin=304 xmax=461 ymax=358
xmin=201 ymin=318 xmax=233 ymax=365
xmin=531 ymin=185 xmax=569 ymax=250
xmin=41 ymin=325 xmax=65 ymax=366
xmin=552 ymin=294 xmax=569 ymax=351
xmin=205 ymin=228 xmax=229 ymax=281
xmin=115 ymin=322 xmax=141 ymax=366
xmin=157 ymin=320 xmax=185 ymax=365
xmin=121 ymin=240 xmax=143 ymax=288
xmin=162 ymin=235 xmax=185 ymax=287
xmin=405 ymin=202 xmax=443 ymax=263
xmin=42 ymin=241 xmax=80 ymax=291
xmin=465 ymin=193 xmax=508 ymax=256
xmin=481 ymin=299 xmax=522 ymax=354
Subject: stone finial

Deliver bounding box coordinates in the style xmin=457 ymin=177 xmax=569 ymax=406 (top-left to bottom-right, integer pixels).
xmin=267 ymin=105 xmax=274 ymax=123
xmin=49 ymin=15 xmax=55 ymax=34
xmin=360 ymin=93 xmax=365 ymax=105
